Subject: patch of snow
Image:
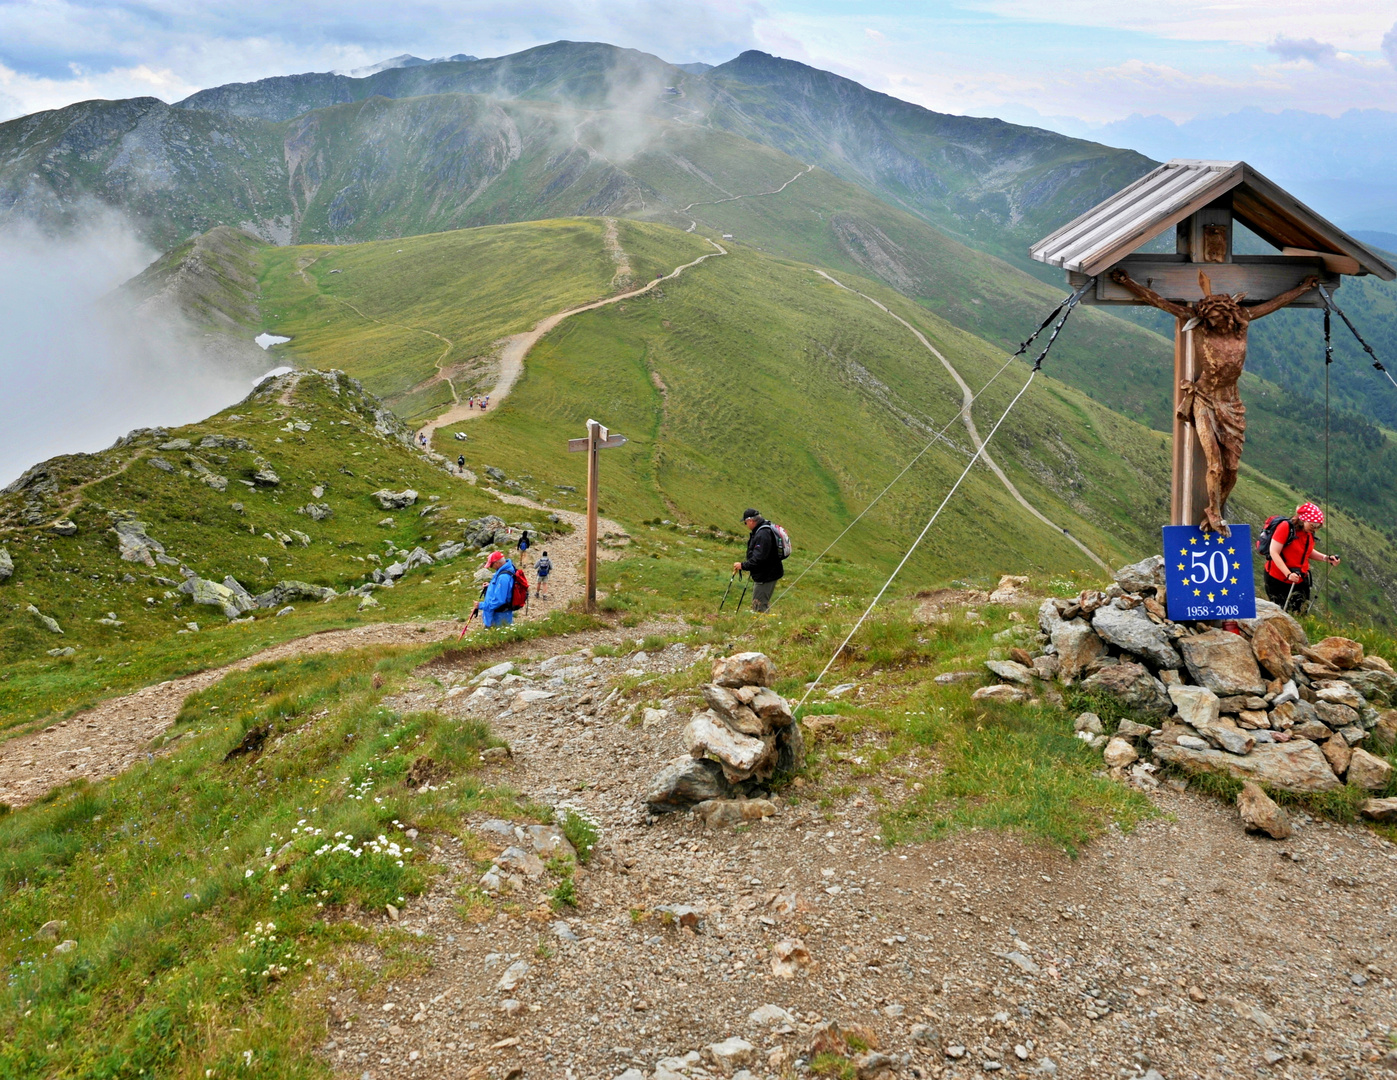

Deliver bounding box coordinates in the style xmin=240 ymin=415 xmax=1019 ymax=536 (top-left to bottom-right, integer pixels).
xmin=255 ymin=333 xmax=291 ymax=350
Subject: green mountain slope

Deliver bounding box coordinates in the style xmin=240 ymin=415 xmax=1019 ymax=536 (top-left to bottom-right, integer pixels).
xmin=238 ymin=218 xmax=1397 ymax=625
xmin=0 ymin=371 xmax=533 ymax=730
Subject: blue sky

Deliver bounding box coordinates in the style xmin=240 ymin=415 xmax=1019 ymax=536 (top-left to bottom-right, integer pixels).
xmin=1 ymin=0 xmax=1395 ymax=124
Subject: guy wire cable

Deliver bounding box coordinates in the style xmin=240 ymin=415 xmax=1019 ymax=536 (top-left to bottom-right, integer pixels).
xmin=773 ymin=277 xmax=1096 ymax=607
xmin=1323 ymin=304 xmax=1332 ymax=614
xmin=1317 ymin=283 xmax=1397 ymax=392
xmin=794 ymin=367 xmax=1043 ymax=714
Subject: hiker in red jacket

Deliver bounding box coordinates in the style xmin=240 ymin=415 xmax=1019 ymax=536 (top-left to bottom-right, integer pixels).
xmin=1263 ymin=502 xmax=1339 ymax=614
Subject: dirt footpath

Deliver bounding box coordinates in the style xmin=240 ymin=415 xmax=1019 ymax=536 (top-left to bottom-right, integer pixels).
xmin=0 ymin=496 xmax=618 ymax=810
xmin=318 ymin=638 xmax=1397 ymax=1080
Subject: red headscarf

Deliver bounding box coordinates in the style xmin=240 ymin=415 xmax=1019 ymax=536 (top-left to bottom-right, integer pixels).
xmin=1296 ymin=502 xmax=1324 ymax=526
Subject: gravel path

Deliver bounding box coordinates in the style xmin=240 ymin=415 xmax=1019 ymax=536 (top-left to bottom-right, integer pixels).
xmin=0 ymin=495 xmax=618 ymax=810
xmin=318 ymin=642 xmax=1397 ymax=1080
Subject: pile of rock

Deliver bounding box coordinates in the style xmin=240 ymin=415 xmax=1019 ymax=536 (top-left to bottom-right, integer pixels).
xmin=645 ymin=652 xmax=804 ymax=820
xmin=974 ymin=556 xmax=1397 ymax=816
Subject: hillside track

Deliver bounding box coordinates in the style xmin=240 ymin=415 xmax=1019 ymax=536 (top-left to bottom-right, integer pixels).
xmin=0 ymin=496 xmax=617 ymax=811
xmin=416 ymin=240 xmax=726 ymax=444
xmin=814 ymin=270 xmax=1111 ymax=572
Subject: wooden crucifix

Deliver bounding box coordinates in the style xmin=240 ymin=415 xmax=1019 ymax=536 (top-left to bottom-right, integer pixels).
xmin=567 ymin=418 xmax=627 ymax=611
xmin=1031 ymin=160 xmax=1394 ymax=537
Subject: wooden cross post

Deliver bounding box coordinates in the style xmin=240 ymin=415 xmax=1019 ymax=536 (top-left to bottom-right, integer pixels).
xmin=567 ymin=419 xmax=627 ymax=612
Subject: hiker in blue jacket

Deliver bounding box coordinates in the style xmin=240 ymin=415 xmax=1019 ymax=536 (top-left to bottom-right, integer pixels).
xmin=476 ymin=551 xmax=517 ymax=627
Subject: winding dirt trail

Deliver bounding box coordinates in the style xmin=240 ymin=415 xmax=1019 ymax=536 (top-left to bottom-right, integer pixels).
xmin=814 ymin=269 xmax=1110 ymax=571
xmin=678 ymin=163 xmax=813 ymax=213
xmin=416 ymin=239 xmax=726 ymax=444
xmin=0 ymin=496 xmax=621 ymax=811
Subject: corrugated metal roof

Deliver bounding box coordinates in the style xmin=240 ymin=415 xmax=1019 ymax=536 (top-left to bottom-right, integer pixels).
xmin=1030 ymin=159 xmax=1395 ymax=280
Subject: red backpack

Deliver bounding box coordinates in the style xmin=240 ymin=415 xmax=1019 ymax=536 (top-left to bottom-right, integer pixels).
xmin=509 ymin=567 xmax=530 ymax=610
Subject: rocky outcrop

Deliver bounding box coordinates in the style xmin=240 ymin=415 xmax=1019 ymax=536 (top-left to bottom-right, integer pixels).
xmin=374 ymin=488 xmax=419 ymax=509
xmin=178 ymin=574 xmax=257 ymax=619
xmin=0 ymin=546 xmax=12 ymax=581
xmin=111 ymin=518 xmax=166 ymax=566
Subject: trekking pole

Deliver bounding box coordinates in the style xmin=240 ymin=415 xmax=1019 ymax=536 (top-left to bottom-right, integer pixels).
xmin=736 ymin=577 xmax=749 ymax=612
xmin=1283 ymin=578 xmax=1298 ymax=614
xmin=457 ymin=604 xmax=480 ymax=641
xmin=718 ymin=572 xmax=737 ymax=612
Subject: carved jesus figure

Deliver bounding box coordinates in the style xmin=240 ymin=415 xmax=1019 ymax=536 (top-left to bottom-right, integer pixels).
xmin=1109 ymin=267 xmax=1321 ymax=536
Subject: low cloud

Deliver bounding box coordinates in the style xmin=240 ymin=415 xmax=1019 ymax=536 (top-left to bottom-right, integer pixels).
xmin=1385 ymin=21 xmax=1397 ymax=69
xmin=1268 ymin=36 xmax=1339 ymax=64
xmin=0 ymin=214 xmax=263 ymax=486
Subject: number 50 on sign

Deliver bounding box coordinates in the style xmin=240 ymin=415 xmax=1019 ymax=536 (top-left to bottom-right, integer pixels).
xmin=1161 ymin=524 xmax=1256 ymax=622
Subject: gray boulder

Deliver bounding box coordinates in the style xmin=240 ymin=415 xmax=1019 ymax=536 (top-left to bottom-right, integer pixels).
xmin=158 ymin=439 xmax=192 ymax=451
xmin=1081 ymin=661 xmax=1172 ymax=718
xmin=26 ymin=604 xmax=62 ymax=634
xmin=374 ymin=488 xmax=419 ymax=510
xmin=644 ymin=757 xmax=735 ymax=811
xmin=251 ymin=461 xmax=281 ymax=486
xmin=1113 ymin=555 xmax=1165 ymax=594
xmin=111 ymin=519 xmax=166 ymax=566
xmin=0 ymin=546 xmax=12 ymax=581
xmin=1152 ymin=737 xmax=1341 ymax=793
xmin=1052 ymin=618 xmax=1105 ymax=683
xmin=1339 ymin=669 xmax=1397 ymax=707
xmin=404 ymin=547 xmax=434 ymax=570
xmin=223 ymin=576 xmax=256 ymax=610
xmin=1178 ymin=629 xmax=1266 ymax=696
xmin=254 ymin=580 xmax=337 ymax=608
xmin=300 ymin=503 xmax=332 ymax=521
xmin=435 ymin=541 xmax=465 ymax=560
xmin=199 ymin=434 xmax=251 ymax=451
xmin=1091 ymin=603 xmax=1182 ymax=669
xmin=464 ymin=515 xmax=508 ymax=548
xmin=148 ymin=457 xmax=174 ymax=472
xmin=179 ymin=575 xmax=256 ymax=619
xmin=50 ymin=519 xmax=77 ymax=536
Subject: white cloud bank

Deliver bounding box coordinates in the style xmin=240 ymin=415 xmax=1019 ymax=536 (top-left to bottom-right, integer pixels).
xmin=0 ymin=217 xmax=258 ymax=486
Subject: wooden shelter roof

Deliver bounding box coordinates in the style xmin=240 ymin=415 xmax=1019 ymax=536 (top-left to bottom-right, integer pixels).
xmin=1030 ymin=159 xmax=1396 ymax=281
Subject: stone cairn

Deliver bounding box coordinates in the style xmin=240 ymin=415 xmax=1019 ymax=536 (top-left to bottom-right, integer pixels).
xmin=974 ymin=556 xmax=1397 ymax=836
xmin=643 ymin=652 xmax=805 ymax=824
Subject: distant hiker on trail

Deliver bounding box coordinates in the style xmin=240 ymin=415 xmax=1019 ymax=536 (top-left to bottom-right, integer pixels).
xmin=535 ymin=552 xmax=552 ymax=598
xmin=732 ymin=508 xmax=784 ymax=613
xmin=517 ymin=529 xmax=531 ymax=566
xmin=457 ymin=454 xmax=465 ymax=470
xmin=475 ymin=551 xmax=521 ymax=627
xmin=1263 ymin=502 xmax=1339 ymax=614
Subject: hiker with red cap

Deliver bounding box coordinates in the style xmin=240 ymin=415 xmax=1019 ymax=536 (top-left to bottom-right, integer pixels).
xmin=475 ymin=550 xmax=523 ymax=627
xmin=1262 ymin=502 xmax=1339 ymax=614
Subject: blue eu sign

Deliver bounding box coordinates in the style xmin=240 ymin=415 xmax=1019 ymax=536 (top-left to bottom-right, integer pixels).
xmin=1162 ymin=525 xmax=1257 ymax=622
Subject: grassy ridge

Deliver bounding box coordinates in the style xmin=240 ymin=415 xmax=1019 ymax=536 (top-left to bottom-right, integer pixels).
xmin=0 ymin=372 xmax=530 ymax=733
xmin=257 ymin=219 xmax=713 ymax=418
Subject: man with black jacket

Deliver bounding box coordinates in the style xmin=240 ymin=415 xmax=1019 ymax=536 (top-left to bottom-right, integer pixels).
xmin=731 ymin=508 xmax=783 ymax=612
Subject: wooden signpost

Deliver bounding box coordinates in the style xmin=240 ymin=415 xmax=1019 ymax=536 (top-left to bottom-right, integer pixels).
xmin=567 ymin=418 xmax=627 ymax=612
